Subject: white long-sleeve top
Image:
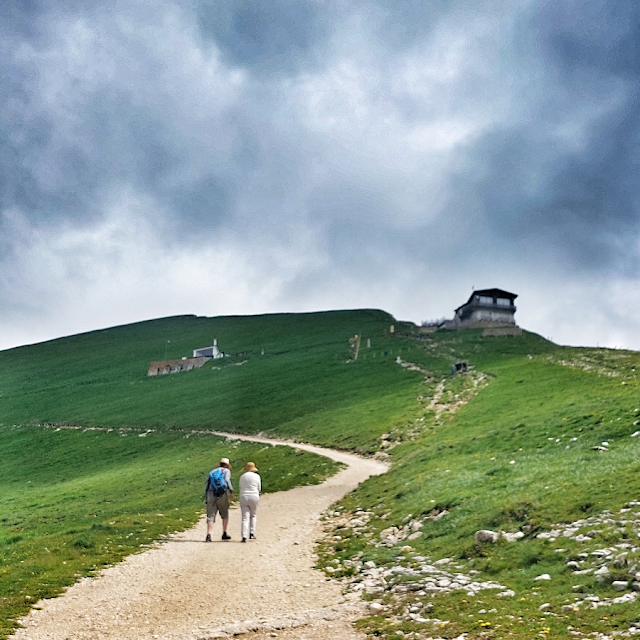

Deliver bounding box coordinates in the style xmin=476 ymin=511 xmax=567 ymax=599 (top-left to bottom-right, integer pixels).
xmin=239 ymin=471 xmax=261 ymax=498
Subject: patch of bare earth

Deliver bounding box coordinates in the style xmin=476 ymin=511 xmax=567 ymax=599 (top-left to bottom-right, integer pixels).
xmin=377 ymin=364 xmax=489 ymax=454
xmin=10 ymin=436 xmax=387 ymax=640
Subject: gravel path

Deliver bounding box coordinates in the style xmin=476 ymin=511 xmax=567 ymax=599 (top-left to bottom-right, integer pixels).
xmin=12 ymin=433 xmax=388 ymax=640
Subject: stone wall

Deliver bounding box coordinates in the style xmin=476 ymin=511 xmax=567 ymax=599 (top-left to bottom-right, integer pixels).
xmin=482 ymin=326 xmax=523 ymax=336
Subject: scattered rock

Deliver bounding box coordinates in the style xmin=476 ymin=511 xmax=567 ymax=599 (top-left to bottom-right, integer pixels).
xmin=475 ymin=530 xmax=499 ymax=543
xmin=614 ymin=553 xmax=629 ymax=568
xmin=502 ymin=531 xmax=525 ymax=542
xmin=534 ymin=574 xmax=551 ymax=581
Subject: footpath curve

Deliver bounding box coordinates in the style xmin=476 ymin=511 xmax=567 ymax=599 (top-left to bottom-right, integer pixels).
xmin=12 ymin=432 xmax=388 ymax=640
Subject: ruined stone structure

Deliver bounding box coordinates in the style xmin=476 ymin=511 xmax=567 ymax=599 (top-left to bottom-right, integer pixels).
xmin=147 ymin=357 xmax=209 ymax=376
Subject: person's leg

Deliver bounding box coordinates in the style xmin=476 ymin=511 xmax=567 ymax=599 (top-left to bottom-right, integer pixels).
xmin=248 ymin=496 xmax=259 ymax=538
xmin=205 ymin=494 xmax=217 ymax=541
xmin=218 ymin=494 xmax=231 ymax=539
xmin=240 ymin=500 xmax=249 ymax=541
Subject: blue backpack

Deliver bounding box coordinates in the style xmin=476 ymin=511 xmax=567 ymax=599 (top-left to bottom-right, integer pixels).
xmin=208 ymin=468 xmax=227 ymax=497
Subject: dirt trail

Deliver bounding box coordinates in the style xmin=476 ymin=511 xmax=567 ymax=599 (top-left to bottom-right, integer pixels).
xmin=12 ymin=433 xmax=388 ymax=640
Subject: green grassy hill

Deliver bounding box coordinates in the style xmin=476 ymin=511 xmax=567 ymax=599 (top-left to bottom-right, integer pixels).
xmin=2 ymin=310 xmax=640 ymax=639
xmin=0 ymin=310 xmax=416 ymax=450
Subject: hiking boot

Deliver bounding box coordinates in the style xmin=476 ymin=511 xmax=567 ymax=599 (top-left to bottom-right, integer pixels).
xmin=205 ymin=534 xmax=211 ymax=542
xmin=242 ymin=537 xmax=247 ymax=543
xmin=222 ymin=532 xmax=231 ymax=540
xmin=249 ymin=533 xmax=255 ymax=539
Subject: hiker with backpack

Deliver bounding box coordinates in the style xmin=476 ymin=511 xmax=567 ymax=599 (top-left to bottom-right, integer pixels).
xmin=239 ymin=462 xmax=261 ymax=543
xmin=204 ymin=458 xmax=234 ymax=542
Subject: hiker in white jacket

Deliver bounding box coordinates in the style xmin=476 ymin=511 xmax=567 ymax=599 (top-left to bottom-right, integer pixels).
xmin=239 ymin=462 xmax=261 ymax=543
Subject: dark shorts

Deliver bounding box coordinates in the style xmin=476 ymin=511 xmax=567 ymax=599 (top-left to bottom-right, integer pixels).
xmin=206 ymin=492 xmax=229 ymax=521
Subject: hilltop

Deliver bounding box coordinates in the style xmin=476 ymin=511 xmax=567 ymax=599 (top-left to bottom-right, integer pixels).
xmin=1 ymin=309 xmax=640 ymax=639
xmin=0 ymin=309 xmax=411 ymax=450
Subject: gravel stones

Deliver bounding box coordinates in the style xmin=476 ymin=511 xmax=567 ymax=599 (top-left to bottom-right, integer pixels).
xmin=199 ymin=605 xmax=355 ymax=638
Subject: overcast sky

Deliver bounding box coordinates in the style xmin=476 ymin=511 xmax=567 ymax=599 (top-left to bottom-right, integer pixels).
xmin=1 ymin=0 xmax=639 ymax=351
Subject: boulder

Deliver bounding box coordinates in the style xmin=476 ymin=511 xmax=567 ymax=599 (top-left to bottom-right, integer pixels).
xmin=475 ymin=530 xmax=499 ymax=543
xmin=614 ymin=553 xmax=628 ymax=568
xmin=612 ymin=581 xmax=628 ymax=591
xmin=368 ymin=602 xmax=384 ymax=615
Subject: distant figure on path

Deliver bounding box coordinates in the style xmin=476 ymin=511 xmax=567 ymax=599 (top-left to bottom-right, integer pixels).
xmin=204 ymin=458 xmax=234 ymax=542
xmin=239 ymin=462 xmax=261 ymax=543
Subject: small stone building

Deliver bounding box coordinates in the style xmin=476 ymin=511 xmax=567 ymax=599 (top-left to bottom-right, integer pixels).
xmin=454 ymin=288 xmax=517 ymax=325
xmin=193 ymin=339 xmax=224 ymax=359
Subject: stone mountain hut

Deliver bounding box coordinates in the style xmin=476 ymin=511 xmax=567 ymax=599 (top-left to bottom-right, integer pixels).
xmin=454 ymin=288 xmax=518 ymax=325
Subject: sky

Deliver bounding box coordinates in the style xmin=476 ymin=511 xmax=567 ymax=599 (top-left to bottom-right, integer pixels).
xmin=2 ymin=0 xmax=640 ymax=351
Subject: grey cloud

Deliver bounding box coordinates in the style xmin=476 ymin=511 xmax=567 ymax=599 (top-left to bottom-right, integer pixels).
xmin=170 ymin=176 xmax=235 ymax=236
xmin=534 ymin=1 xmax=640 ymax=77
xmin=197 ymin=0 xmax=328 ymax=71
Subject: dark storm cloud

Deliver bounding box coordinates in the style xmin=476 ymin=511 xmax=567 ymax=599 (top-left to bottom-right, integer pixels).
xmin=447 ymin=0 xmax=640 ymax=275
xmin=197 ymin=0 xmax=328 ymax=71
xmin=2 ymin=0 xmax=640 ymax=349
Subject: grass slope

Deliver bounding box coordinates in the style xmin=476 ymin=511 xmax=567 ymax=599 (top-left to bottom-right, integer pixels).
xmin=320 ymin=330 xmax=640 ymax=639
xmin=2 ymin=311 xmax=640 ymax=638
xmin=0 ymin=310 xmax=416 ymax=450
xmin=0 ymin=426 xmax=339 ymax=638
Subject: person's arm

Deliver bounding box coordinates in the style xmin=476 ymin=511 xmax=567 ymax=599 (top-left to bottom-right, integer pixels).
xmin=224 ymin=468 xmax=234 ymax=494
